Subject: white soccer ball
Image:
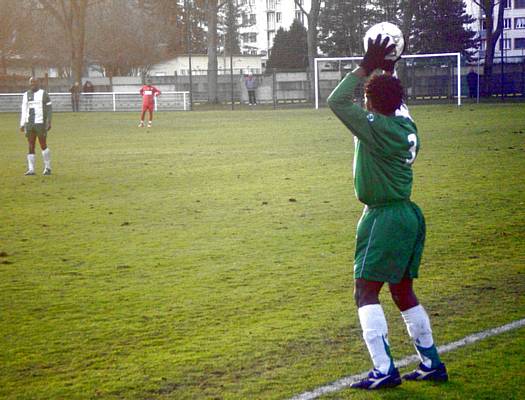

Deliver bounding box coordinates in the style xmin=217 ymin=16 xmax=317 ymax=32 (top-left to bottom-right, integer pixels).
xmin=363 ymin=22 xmax=405 ymax=60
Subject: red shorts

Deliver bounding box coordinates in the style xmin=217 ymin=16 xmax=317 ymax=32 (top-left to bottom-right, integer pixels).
xmin=142 ymin=103 xmax=154 ymax=112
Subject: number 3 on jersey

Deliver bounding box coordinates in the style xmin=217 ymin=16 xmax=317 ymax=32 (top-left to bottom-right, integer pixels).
xmin=406 ymin=133 xmax=418 ymax=165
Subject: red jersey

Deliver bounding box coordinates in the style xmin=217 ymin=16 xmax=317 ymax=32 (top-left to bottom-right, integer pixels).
xmin=140 ymin=85 xmax=161 ymax=106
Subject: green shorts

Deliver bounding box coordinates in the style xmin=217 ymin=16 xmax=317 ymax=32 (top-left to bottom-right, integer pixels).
xmin=354 ymin=200 xmax=425 ymax=283
xmin=25 ymin=124 xmax=47 ymax=138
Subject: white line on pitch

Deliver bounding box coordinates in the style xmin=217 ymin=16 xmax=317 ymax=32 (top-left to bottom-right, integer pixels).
xmin=289 ymin=318 xmax=525 ymax=400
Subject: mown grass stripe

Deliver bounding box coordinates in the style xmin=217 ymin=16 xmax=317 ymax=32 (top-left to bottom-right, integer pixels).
xmin=290 ymin=318 xmax=525 ymax=400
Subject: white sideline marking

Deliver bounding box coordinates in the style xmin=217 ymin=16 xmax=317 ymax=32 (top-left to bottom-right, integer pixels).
xmin=289 ymin=318 xmax=525 ymax=400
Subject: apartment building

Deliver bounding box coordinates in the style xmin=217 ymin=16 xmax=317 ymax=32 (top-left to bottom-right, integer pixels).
xmin=465 ymin=0 xmax=525 ymax=61
xmin=237 ymin=0 xmax=311 ymax=64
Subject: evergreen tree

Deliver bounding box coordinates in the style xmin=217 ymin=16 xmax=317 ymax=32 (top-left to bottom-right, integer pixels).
xmin=318 ymin=0 xmax=411 ymax=57
xmin=318 ymin=0 xmax=370 ymax=57
xmin=223 ymin=0 xmax=240 ymax=55
xmin=267 ymin=21 xmax=308 ymax=70
xmin=411 ymin=0 xmax=477 ymax=59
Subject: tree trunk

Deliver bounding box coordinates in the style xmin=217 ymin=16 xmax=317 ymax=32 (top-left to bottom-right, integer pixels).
xmin=73 ymin=0 xmax=87 ymax=84
xmin=206 ymin=0 xmax=219 ymax=103
xmin=1 ymin=54 xmax=6 ymax=75
xmin=302 ymin=0 xmax=321 ymax=104
xmin=401 ymin=0 xmax=416 ymax=51
xmin=482 ymin=0 xmax=504 ymax=96
xmin=39 ymin=0 xmax=87 ymax=85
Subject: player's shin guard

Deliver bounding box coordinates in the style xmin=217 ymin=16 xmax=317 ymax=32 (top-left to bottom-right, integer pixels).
xmin=42 ymin=148 xmax=51 ymax=170
xmin=401 ymin=304 xmax=441 ymax=368
xmin=27 ymin=154 xmax=35 ymax=172
xmin=358 ymin=304 xmax=395 ymax=375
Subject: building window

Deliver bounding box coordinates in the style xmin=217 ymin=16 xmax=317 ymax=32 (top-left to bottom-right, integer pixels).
xmin=276 ymin=12 xmax=282 ymax=23
xmin=516 ymin=17 xmax=525 ymax=28
xmin=267 ymin=11 xmax=275 ymax=29
xmin=249 ymin=14 xmax=256 ymax=25
xmin=515 ymin=0 xmax=525 ymax=8
xmin=268 ymin=31 xmax=275 ymax=46
xmin=266 ymin=0 xmax=275 ymax=10
xmin=503 ymin=0 xmax=511 ymax=8
xmin=504 ymin=18 xmax=512 ymax=29
xmin=249 ymin=33 xmax=257 ymax=43
xmin=249 ymin=0 xmax=255 ymax=5
xmin=480 ymin=18 xmax=487 ymax=30
xmin=295 ymin=0 xmax=303 ymax=9
xmin=295 ymin=10 xmax=304 ymax=24
xmin=515 ymin=38 xmax=525 ymax=48
xmin=499 ymin=38 xmax=511 ymax=50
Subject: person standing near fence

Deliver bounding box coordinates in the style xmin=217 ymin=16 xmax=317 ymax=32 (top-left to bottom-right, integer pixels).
xmin=245 ymin=74 xmax=258 ymax=105
xmin=139 ymin=79 xmax=161 ymax=128
xmin=466 ymin=68 xmax=479 ymax=99
xmin=20 ymin=77 xmax=53 ymax=176
xmin=82 ymin=80 xmax=94 ymax=111
xmin=70 ymin=81 xmax=81 ymax=112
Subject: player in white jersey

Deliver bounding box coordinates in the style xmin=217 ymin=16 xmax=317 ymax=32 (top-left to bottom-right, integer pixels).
xmin=20 ymin=77 xmax=53 ymax=175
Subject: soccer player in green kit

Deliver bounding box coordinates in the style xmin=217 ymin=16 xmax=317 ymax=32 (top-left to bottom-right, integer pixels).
xmin=327 ymin=36 xmax=448 ymax=390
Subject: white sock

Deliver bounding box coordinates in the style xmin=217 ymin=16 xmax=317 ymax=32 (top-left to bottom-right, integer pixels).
xmin=27 ymin=154 xmax=35 ymax=172
xmin=401 ymin=304 xmax=441 ymax=368
xmin=358 ymin=304 xmax=394 ymax=375
xmin=42 ymin=148 xmax=51 ymax=170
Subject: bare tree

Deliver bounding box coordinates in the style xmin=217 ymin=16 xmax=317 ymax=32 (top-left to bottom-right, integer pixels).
xmin=38 ymin=0 xmax=92 ymax=83
xmin=87 ymin=0 xmax=164 ymax=78
xmin=294 ymin=0 xmax=322 ymax=102
xmin=140 ymin=0 xmax=207 ymax=55
xmin=0 ymin=1 xmax=25 ymax=74
xmin=472 ymin=0 xmax=505 ymax=96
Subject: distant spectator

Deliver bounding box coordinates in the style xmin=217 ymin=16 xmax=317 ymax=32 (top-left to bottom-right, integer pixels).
xmin=466 ymin=68 xmax=478 ymax=99
xmin=245 ymin=74 xmax=258 ymax=105
xmin=82 ymin=80 xmax=94 ymax=110
xmin=70 ymin=81 xmax=81 ymax=112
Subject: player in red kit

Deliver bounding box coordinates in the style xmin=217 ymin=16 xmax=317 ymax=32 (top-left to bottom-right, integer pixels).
xmin=139 ymin=80 xmax=161 ymax=128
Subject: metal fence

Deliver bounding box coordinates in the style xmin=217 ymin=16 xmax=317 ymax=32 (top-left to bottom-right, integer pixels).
xmin=2 ymin=60 xmax=524 ymax=113
xmin=0 ymin=91 xmax=190 ymax=113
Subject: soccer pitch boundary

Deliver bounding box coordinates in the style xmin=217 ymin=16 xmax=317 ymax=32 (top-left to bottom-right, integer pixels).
xmin=290 ymin=318 xmax=525 ymax=400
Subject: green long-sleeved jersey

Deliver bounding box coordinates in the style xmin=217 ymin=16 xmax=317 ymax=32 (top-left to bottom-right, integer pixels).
xmin=327 ymin=73 xmax=419 ymax=207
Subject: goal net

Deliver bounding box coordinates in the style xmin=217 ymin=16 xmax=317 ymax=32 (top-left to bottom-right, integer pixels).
xmin=314 ymin=53 xmax=462 ymax=109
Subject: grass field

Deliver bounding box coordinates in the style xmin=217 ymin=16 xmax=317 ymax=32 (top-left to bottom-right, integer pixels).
xmin=1 ymin=104 xmax=524 ymax=400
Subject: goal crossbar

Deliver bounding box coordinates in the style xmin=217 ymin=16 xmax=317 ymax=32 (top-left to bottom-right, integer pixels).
xmin=314 ymin=52 xmax=462 ymax=109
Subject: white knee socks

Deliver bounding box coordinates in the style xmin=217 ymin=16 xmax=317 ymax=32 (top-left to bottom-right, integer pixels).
xmin=27 ymin=154 xmax=35 ymax=172
xmin=358 ymin=304 xmax=394 ymax=374
xmin=42 ymin=148 xmax=51 ymax=170
xmin=401 ymin=304 xmax=442 ymax=368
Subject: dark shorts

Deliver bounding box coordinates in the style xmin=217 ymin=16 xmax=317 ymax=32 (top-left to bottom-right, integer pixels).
xmin=353 ymin=201 xmax=426 ymax=283
xmin=25 ymin=124 xmax=47 ymax=138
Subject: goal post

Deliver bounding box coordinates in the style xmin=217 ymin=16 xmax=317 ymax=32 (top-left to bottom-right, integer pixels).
xmin=314 ymin=52 xmax=462 ymax=109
